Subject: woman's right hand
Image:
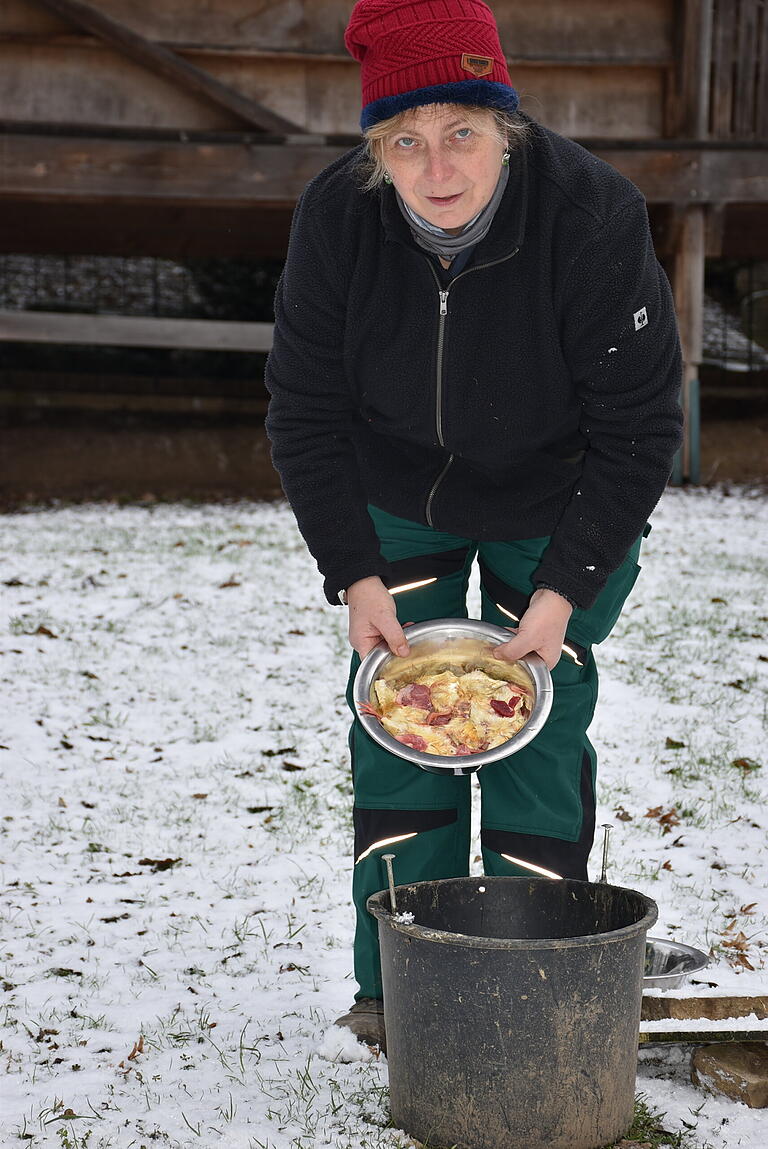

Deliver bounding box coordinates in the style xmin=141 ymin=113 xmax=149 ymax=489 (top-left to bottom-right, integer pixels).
xmin=346 ymin=576 xmax=410 ymax=659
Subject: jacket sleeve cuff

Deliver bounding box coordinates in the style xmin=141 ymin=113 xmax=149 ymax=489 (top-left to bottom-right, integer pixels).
xmin=532 ymin=568 xmax=603 ymax=612
xmin=322 ymin=558 xmax=392 ymax=606
xmin=533 ymin=583 xmax=579 ymax=611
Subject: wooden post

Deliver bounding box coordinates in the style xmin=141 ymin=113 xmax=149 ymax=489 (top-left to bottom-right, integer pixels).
xmin=669 ymin=0 xmax=712 ymax=484
xmin=672 ymin=205 xmax=706 ymax=482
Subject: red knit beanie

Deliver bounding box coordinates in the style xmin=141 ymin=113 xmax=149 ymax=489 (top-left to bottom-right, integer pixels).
xmin=344 ymin=0 xmax=519 ymax=130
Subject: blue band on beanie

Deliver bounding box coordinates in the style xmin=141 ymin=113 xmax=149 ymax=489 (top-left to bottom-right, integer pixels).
xmin=360 ymin=79 xmax=520 ymax=131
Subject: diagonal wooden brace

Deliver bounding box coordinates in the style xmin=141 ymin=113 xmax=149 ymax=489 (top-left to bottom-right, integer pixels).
xmin=30 ymin=0 xmax=307 ymax=135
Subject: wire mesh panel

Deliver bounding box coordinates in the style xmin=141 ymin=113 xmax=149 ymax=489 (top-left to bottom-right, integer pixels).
xmin=703 ymin=259 xmax=768 ymax=372
xmin=0 ymin=254 xmax=283 ymax=322
xmin=0 ymin=255 xmax=197 ymax=317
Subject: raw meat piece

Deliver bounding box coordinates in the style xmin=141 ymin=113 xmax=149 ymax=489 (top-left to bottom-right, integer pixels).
xmin=396 ymin=683 xmax=433 ymax=710
xmin=396 ymin=732 xmax=428 ymax=752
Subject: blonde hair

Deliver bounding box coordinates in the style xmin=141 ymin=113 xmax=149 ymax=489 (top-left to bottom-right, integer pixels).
xmin=360 ymin=104 xmax=531 ymax=193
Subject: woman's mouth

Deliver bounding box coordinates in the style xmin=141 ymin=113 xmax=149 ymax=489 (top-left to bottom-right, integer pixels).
xmin=425 ymin=193 xmax=463 ymax=207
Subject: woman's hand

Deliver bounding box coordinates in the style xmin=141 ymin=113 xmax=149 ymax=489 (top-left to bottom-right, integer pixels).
xmin=346 ymin=576 xmax=410 ymax=659
xmin=494 ymin=588 xmax=573 ymax=670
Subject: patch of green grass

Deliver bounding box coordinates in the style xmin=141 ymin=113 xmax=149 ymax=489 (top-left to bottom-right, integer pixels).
xmin=83 ymin=704 xmax=127 ymax=730
xmin=604 ymin=1093 xmax=704 ymax=1148
xmin=9 ymin=611 xmax=60 ymax=637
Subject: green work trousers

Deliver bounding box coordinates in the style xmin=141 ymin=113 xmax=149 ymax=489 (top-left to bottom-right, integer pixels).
xmin=347 ymin=505 xmax=645 ymax=1000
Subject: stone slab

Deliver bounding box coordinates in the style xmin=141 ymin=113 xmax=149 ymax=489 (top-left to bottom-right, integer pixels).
xmin=691 ymin=1042 xmax=768 ymax=1107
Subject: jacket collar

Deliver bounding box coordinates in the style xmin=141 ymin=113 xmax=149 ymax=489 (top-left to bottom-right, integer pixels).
xmin=379 ymin=139 xmax=528 ymax=264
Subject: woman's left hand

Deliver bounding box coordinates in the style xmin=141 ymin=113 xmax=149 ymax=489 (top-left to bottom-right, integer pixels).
xmin=494 ymin=588 xmax=573 ymax=670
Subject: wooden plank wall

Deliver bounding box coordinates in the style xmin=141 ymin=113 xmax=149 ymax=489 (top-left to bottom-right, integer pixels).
xmin=710 ymin=0 xmax=767 ymax=139
xmin=0 ymin=0 xmax=673 ymax=138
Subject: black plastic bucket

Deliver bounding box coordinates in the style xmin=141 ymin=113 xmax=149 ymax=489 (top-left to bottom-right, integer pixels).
xmin=368 ymin=876 xmax=658 ymax=1149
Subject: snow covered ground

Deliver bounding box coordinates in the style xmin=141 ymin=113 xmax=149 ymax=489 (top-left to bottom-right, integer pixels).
xmin=1 ymin=489 xmax=767 ymax=1149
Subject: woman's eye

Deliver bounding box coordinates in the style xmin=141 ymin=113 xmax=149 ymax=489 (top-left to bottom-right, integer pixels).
xmin=454 ymin=128 xmax=472 ymax=139
xmin=396 ymin=137 xmax=416 ymax=148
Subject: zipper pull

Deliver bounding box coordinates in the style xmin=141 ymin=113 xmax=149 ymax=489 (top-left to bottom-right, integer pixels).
xmin=439 ymin=290 xmax=449 ymax=316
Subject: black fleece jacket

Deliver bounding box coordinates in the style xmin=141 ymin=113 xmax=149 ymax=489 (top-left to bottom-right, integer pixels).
xmin=265 ymin=118 xmax=683 ymax=609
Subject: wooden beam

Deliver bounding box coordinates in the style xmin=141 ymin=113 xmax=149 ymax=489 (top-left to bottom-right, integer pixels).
xmin=0 ymin=310 xmax=274 ymax=351
xmin=594 ymin=146 xmax=768 ymax=204
xmin=0 ymin=33 xmax=674 ymax=68
xmin=0 ymin=120 xmax=325 ymax=145
xmin=639 ymin=1026 xmax=768 ymax=1045
xmin=0 ymin=386 xmax=267 ymax=416
xmin=0 ymin=134 xmax=348 ymax=206
xmin=2 ymin=134 xmax=767 ymax=208
xmin=28 ymin=0 xmax=305 ymax=135
xmin=0 ymin=34 xmax=360 ymax=62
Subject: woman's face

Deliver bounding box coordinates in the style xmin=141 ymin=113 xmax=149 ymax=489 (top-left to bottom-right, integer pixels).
xmin=383 ymin=105 xmax=505 ymax=232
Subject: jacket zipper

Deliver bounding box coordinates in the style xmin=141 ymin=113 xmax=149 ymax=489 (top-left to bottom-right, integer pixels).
xmin=423 ymin=248 xmax=520 ymax=527
xmin=424 ymin=286 xmax=450 ymax=525
xmin=425 ymin=454 xmax=453 ymax=527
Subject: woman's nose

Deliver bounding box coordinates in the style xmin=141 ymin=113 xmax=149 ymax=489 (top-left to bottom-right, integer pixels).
xmin=423 ymin=145 xmax=453 ymax=183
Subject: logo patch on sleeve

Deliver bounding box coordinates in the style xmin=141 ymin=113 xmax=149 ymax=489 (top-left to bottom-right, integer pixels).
xmin=461 ymin=53 xmax=494 ymax=77
xmin=634 ymin=306 xmax=649 ymax=331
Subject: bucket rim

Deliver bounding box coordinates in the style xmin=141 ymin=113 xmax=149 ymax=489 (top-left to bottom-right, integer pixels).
xmin=367 ymin=875 xmax=659 ymax=951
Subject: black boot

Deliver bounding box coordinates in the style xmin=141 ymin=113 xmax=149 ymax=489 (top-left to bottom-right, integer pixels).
xmin=334 ymin=997 xmax=386 ymax=1051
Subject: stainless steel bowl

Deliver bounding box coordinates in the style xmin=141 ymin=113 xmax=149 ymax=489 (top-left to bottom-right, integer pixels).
xmin=643 ymin=936 xmax=709 ymax=989
xmin=353 ymin=618 xmax=554 ymax=776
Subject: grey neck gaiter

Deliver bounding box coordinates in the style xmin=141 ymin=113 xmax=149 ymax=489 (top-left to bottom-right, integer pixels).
xmin=395 ymin=162 xmax=509 ymax=261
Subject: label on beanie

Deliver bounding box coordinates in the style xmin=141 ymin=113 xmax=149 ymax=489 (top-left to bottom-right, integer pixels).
xmin=460 ymin=53 xmax=494 ymax=77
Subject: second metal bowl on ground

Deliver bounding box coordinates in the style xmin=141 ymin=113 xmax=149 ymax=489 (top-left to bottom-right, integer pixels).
xmin=643 ymin=936 xmax=710 ymax=989
xmin=353 ymin=617 xmax=553 ymax=776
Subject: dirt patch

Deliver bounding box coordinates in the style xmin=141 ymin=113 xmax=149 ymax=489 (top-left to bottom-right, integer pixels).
xmin=700 ymin=416 xmax=768 ymax=485
xmin=699 ymin=375 xmax=768 ymax=487
xmin=0 ymin=415 xmax=283 ymax=507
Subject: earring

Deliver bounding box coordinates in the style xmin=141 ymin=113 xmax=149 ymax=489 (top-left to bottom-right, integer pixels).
xmin=501 ymin=151 xmax=510 ymax=166
xmin=383 ymin=173 xmax=393 ymax=185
